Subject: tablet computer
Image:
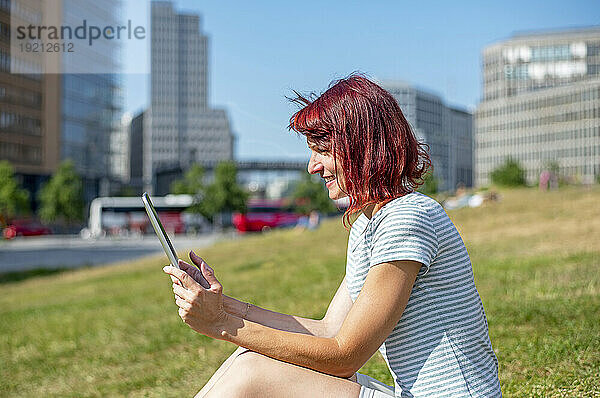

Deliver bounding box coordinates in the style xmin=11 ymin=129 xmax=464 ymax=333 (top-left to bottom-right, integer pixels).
xmin=142 ymin=192 xmax=180 ymax=269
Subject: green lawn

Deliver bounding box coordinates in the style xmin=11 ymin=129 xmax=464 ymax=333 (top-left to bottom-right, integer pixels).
xmin=1 ymin=186 xmax=599 ymax=397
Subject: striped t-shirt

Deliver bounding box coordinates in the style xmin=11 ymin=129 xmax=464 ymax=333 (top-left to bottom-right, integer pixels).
xmin=346 ymin=192 xmax=502 ymax=397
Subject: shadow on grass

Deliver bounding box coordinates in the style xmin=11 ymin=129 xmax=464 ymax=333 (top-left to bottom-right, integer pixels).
xmin=0 ymin=268 xmax=68 ymax=284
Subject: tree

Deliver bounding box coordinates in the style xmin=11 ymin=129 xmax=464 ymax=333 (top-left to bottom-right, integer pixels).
xmin=0 ymin=160 xmax=30 ymax=225
xmin=38 ymin=160 xmax=84 ymax=224
xmin=171 ymin=164 xmax=206 ymax=214
xmin=200 ymin=161 xmax=247 ymax=221
xmin=418 ymin=171 xmax=439 ymax=195
xmin=490 ymin=158 xmax=526 ymax=187
xmin=291 ymin=173 xmax=337 ymax=215
xmin=171 ymin=164 xmax=205 ymax=195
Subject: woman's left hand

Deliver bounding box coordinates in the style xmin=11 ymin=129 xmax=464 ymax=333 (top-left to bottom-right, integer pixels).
xmin=162 ymin=258 xmax=229 ymax=340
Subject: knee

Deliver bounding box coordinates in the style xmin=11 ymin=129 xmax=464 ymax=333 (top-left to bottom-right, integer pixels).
xmin=224 ymin=351 xmax=270 ymax=396
xmin=232 ymin=351 xmax=269 ymax=380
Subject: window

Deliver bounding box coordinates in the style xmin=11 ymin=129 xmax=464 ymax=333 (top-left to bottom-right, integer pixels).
xmin=0 ymin=49 xmax=9 ymax=71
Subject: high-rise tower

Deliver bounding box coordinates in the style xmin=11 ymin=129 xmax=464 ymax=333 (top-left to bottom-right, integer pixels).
xmin=146 ymin=1 xmax=233 ymax=193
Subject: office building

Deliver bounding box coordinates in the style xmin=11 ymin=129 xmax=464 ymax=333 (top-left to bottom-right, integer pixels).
xmin=146 ymin=1 xmax=234 ymax=193
xmin=475 ymin=27 xmax=600 ymax=186
xmin=0 ymin=0 xmax=60 ymax=200
xmin=447 ymin=107 xmax=474 ymax=188
xmin=384 ymin=81 xmax=473 ymax=191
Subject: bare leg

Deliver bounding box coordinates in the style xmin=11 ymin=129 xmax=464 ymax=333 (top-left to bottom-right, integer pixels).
xmin=195 ymin=346 xmax=252 ymax=398
xmin=200 ymin=351 xmax=361 ymax=398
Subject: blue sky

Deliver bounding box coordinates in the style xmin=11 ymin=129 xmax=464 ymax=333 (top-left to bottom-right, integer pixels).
xmin=124 ymin=0 xmax=599 ymax=160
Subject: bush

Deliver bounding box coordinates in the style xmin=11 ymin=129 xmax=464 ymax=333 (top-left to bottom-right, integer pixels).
xmin=0 ymin=161 xmax=30 ymax=224
xmin=38 ymin=160 xmax=84 ymax=223
xmin=199 ymin=161 xmax=248 ymax=222
xmin=418 ymin=172 xmax=438 ymax=195
xmin=490 ymin=158 xmax=526 ymax=187
xmin=171 ymin=164 xmax=206 ymax=215
xmin=291 ymin=173 xmax=337 ymax=215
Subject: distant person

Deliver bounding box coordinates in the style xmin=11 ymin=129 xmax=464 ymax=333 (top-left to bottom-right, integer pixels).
xmin=294 ymin=214 xmax=310 ymax=230
xmin=307 ymin=210 xmax=320 ymax=230
xmin=295 ymin=210 xmax=320 ymax=231
xmin=163 ymin=74 xmax=502 ymax=397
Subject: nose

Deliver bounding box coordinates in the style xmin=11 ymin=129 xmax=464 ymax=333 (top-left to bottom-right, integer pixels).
xmin=307 ymin=152 xmax=323 ymax=175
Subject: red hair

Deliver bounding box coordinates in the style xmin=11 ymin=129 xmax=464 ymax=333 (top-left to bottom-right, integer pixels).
xmin=288 ymin=73 xmax=432 ymax=228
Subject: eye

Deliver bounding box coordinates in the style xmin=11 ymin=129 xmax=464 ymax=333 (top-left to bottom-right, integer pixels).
xmin=309 ymin=146 xmax=326 ymax=155
xmin=308 ymin=140 xmax=332 ymax=156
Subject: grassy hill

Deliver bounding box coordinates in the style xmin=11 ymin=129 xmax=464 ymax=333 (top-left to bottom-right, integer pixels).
xmin=1 ymin=186 xmax=598 ymax=397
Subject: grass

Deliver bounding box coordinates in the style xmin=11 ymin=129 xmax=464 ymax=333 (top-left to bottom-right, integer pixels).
xmin=1 ymin=186 xmax=599 ymax=397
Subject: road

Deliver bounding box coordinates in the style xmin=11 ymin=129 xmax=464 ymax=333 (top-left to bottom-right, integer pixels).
xmin=0 ymin=233 xmax=228 ymax=273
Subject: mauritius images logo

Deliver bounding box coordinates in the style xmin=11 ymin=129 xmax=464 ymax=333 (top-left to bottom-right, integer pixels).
xmin=15 ymin=19 xmax=146 ymax=46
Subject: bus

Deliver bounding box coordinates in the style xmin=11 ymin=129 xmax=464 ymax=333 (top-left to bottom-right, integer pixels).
xmin=85 ymin=194 xmax=207 ymax=238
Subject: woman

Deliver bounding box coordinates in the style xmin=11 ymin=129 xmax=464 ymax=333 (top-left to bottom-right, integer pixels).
xmin=163 ymin=74 xmax=502 ymax=397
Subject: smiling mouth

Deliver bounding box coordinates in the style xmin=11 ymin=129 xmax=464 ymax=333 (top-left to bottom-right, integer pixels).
xmin=323 ymin=176 xmax=336 ymax=183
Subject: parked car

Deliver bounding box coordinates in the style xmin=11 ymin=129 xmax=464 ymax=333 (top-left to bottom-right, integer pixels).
xmin=2 ymin=219 xmax=52 ymax=239
xmin=232 ymin=199 xmax=301 ymax=232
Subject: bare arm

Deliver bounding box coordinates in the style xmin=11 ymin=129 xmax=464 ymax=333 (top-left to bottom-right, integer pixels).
xmin=214 ymin=260 xmax=420 ymax=378
xmin=222 ymin=295 xmax=324 ymax=336
xmin=222 ymin=276 xmax=353 ymax=338
xmin=168 ymin=255 xmax=418 ymax=378
xmin=178 ymin=253 xmax=351 ymax=338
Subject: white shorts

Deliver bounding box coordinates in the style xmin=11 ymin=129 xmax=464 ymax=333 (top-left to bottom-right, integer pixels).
xmin=356 ymin=373 xmax=395 ymax=398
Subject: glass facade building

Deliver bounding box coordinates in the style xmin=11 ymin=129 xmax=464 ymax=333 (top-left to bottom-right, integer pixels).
xmin=60 ymin=0 xmax=122 ymax=200
xmin=61 ymin=73 xmax=122 ymax=199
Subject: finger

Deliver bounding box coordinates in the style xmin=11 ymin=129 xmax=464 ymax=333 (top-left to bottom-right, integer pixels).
xmin=173 ymin=289 xmax=184 ymax=301
xmin=165 ymin=265 xmax=182 ymax=285
xmin=179 ymin=307 xmax=187 ymax=321
xmin=173 ymin=283 xmax=194 ymax=301
xmin=163 ymin=266 xmax=200 ymax=292
xmin=189 ymin=250 xmax=203 ymax=266
xmin=178 ymin=259 xmax=199 ymax=272
xmin=179 ymin=259 xmax=210 ymax=289
xmin=190 ymin=255 xmax=210 ymax=289
xmin=190 ymin=252 xmax=213 ymax=289
xmin=199 ymin=259 xmax=222 ymax=293
xmin=175 ymin=297 xmax=191 ymax=310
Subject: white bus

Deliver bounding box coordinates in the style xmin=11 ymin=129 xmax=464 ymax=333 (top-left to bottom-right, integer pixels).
xmin=86 ymin=194 xmax=206 ymax=238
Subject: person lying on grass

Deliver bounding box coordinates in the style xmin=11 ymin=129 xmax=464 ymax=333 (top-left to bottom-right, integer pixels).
xmin=163 ymin=74 xmax=502 ymax=398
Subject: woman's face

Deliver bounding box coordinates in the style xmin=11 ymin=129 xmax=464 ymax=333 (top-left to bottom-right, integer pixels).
xmin=306 ymin=139 xmax=347 ymax=200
